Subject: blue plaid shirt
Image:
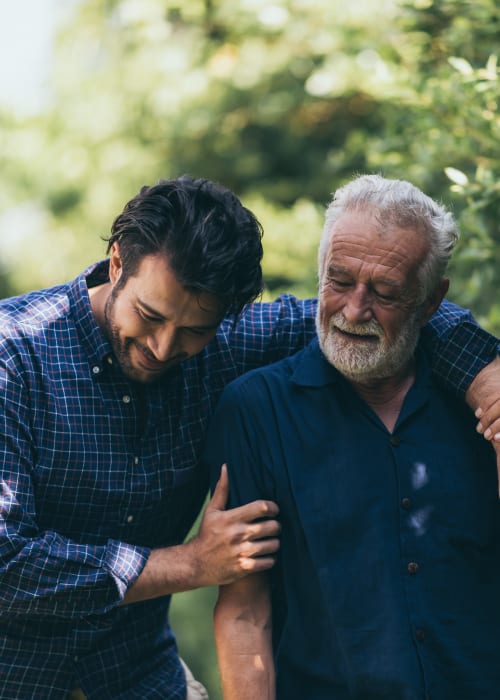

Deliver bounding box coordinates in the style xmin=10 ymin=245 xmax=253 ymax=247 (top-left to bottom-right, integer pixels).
xmin=0 ymin=260 xmax=498 ymax=699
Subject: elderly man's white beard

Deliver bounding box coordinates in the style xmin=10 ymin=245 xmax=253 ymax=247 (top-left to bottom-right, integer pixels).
xmin=316 ymin=309 xmax=423 ymax=383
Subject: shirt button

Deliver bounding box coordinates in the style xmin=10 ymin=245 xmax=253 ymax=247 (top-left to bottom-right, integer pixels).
xmin=390 ymin=435 xmax=400 ymax=447
xmin=126 ymin=515 xmax=134 ymax=523
xmin=107 ymin=356 xmax=113 ymax=365
xmin=92 ymin=365 xmax=100 ymax=375
xmin=134 ymin=456 xmax=139 ymax=465
xmin=415 ymin=628 xmax=425 ymax=641
xmin=74 ymin=655 xmax=79 ymax=662
xmin=122 ymin=395 xmax=131 ymax=404
xmin=407 ymin=561 xmax=419 ymax=575
xmin=401 ymin=497 xmax=412 ymax=510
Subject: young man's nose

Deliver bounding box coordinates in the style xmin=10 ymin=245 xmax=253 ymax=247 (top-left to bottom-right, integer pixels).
xmin=148 ymin=326 xmax=178 ymax=361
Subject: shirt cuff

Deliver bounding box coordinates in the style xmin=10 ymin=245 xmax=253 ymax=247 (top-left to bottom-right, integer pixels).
xmin=104 ymin=539 xmax=151 ymax=599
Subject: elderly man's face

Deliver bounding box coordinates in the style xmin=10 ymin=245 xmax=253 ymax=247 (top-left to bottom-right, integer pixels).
xmin=317 ymin=209 xmax=434 ymax=383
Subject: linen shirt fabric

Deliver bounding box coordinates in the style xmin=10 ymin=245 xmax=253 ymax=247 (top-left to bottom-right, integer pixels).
xmin=0 ymin=260 xmax=497 ymax=699
xmin=204 ymin=339 xmax=500 ymax=700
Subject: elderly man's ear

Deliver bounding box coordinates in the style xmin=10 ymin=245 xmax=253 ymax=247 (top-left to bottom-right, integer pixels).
xmin=421 ymin=279 xmax=450 ymax=327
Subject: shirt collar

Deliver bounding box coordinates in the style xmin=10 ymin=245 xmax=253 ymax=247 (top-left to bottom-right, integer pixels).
xmin=291 ymin=336 xmax=433 ymax=393
xmin=67 ymin=260 xmax=113 ymax=376
xmin=291 ymin=337 xmax=341 ymax=387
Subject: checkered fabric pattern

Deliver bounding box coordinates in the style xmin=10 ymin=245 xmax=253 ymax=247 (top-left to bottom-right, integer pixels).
xmin=0 ymin=261 xmax=497 ymax=698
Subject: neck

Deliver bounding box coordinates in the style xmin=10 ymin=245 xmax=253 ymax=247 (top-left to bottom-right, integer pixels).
xmin=88 ymin=282 xmax=112 ymax=333
xmin=347 ymin=361 xmax=415 ymax=433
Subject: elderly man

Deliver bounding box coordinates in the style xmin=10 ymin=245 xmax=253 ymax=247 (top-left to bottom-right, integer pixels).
xmin=205 ymin=175 xmax=500 ymax=700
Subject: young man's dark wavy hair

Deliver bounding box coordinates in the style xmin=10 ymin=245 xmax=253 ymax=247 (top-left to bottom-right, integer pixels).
xmin=105 ymin=175 xmax=264 ymax=315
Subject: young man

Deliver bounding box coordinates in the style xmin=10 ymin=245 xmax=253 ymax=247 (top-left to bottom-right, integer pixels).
xmin=0 ymin=175 xmax=498 ymax=699
xmin=206 ymin=175 xmax=500 ymax=700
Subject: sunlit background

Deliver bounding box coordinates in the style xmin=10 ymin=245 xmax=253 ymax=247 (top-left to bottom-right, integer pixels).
xmin=0 ymin=1 xmax=58 ymax=114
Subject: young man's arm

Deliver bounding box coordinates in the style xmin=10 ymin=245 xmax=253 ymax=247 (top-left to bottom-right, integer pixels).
xmin=466 ymin=356 xmax=500 ymax=493
xmin=467 ymin=355 xmax=500 ymax=436
xmin=214 ymin=573 xmax=275 ymax=700
xmin=123 ymin=467 xmax=280 ymax=603
xmin=423 ymin=300 xmax=500 ymax=488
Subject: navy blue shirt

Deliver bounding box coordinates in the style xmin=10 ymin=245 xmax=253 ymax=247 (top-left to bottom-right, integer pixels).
xmin=205 ymin=339 xmax=500 ymax=700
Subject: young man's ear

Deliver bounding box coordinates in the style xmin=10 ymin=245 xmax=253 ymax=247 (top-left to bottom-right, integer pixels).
xmin=420 ymin=278 xmax=449 ymax=326
xmin=108 ymin=242 xmax=123 ymax=286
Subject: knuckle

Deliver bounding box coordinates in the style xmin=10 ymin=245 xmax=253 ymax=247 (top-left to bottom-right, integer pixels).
xmin=257 ymin=500 xmax=275 ymax=516
xmin=240 ymin=558 xmax=254 ymax=572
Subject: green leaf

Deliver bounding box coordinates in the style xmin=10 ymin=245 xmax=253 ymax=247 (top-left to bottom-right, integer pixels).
xmin=444 ymin=167 xmax=469 ymax=186
xmin=448 ymin=57 xmax=473 ymax=76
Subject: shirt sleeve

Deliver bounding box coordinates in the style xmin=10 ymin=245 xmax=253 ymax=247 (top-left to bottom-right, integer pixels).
xmin=423 ymin=300 xmax=500 ymax=397
xmin=0 ymin=361 xmax=150 ymax=621
xmin=224 ymin=295 xmax=318 ymax=373
xmin=205 ymin=377 xmax=274 ymax=508
xmin=227 ymin=296 xmax=499 ymax=398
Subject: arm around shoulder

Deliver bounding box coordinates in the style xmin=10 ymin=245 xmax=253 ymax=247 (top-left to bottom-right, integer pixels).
xmin=465 ymin=355 xmax=500 ymax=495
xmin=426 ymin=300 xmax=500 ymax=398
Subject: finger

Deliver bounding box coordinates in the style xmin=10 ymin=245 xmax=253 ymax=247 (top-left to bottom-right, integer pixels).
xmin=225 ymin=498 xmax=279 ymax=524
xmin=244 ymin=536 xmax=281 ymax=558
xmin=243 ymin=518 xmax=282 ymax=541
xmin=239 ymin=554 xmax=278 ymax=575
xmin=477 ymin=417 xmax=500 ymax=441
xmin=475 ymin=397 xmax=500 ymax=436
xmin=207 ymin=464 xmax=229 ymax=512
xmin=484 ymin=418 xmax=500 ymax=441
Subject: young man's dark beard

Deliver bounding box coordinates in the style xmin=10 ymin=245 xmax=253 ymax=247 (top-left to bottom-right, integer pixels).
xmin=103 ymin=291 xmax=149 ymax=383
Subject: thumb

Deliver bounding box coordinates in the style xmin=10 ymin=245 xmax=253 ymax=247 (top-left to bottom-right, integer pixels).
xmin=207 ymin=464 xmax=229 ymax=512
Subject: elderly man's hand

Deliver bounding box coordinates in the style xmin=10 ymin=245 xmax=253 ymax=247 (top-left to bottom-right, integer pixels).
xmin=466 ymin=355 xmax=500 ymax=496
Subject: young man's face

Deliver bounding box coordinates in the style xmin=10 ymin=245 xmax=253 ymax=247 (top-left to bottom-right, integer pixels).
xmin=103 ymin=247 xmax=223 ymax=383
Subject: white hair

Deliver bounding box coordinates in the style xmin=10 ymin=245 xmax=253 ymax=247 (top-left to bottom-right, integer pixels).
xmin=318 ymin=174 xmax=459 ymax=302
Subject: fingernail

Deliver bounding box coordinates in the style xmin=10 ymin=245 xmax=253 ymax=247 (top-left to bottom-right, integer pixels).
xmin=477 ymin=422 xmax=484 ymax=433
xmin=495 ymin=433 xmax=500 ymax=442
xmin=484 ymin=428 xmax=492 ymax=439
xmin=475 ymin=407 xmax=483 ymax=418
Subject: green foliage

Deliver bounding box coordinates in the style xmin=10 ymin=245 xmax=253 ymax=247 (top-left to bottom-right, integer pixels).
xmin=170 ymin=586 xmax=221 ymax=697
xmin=249 ymin=195 xmax=323 ymax=299
xmin=374 ymin=0 xmax=500 ymax=332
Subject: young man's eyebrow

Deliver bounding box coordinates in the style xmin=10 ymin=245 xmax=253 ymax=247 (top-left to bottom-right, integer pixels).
xmin=137 ymin=299 xmax=166 ymax=319
xmin=138 ymin=298 xmax=221 ymax=330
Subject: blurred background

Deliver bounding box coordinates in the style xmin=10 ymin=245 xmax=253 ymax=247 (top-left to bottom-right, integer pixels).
xmin=0 ymin=0 xmax=498 ymax=696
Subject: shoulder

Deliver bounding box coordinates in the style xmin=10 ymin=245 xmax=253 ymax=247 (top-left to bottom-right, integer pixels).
xmin=218 ymin=294 xmax=317 ymax=335
xmin=0 ymin=281 xmax=75 ymax=372
xmin=219 ymin=344 xmax=309 ymax=405
xmin=0 ymin=284 xmax=71 ymax=332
